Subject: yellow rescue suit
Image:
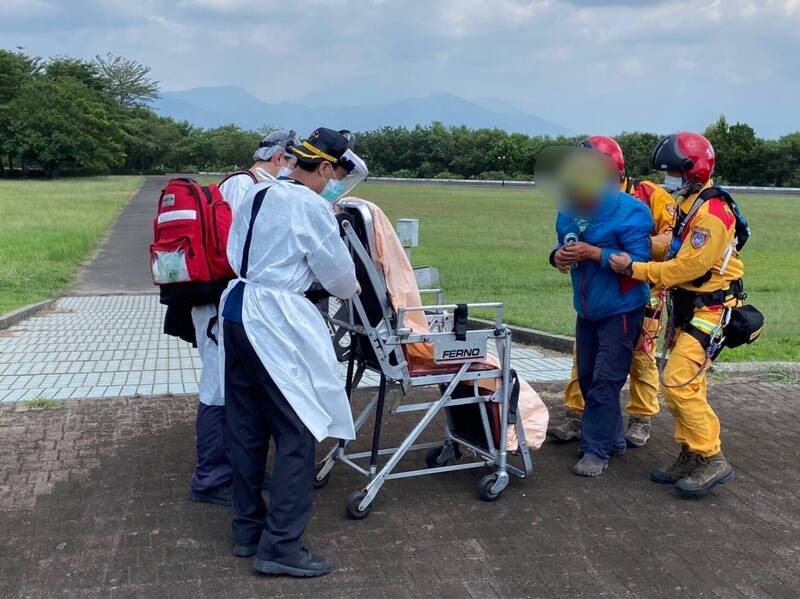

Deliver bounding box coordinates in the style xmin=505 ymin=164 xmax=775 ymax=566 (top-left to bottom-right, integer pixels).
xmin=630 ymin=180 xmax=744 ymax=456
xmin=564 ymin=178 xmax=676 ymax=417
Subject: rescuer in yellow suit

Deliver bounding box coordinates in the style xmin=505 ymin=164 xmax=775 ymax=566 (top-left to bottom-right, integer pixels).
xmin=548 ymin=136 xmax=676 ymax=448
xmin=610 ymin=132 xmax=742 ymax=496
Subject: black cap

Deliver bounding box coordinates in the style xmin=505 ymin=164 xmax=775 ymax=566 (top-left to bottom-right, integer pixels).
xmin=292 ymin=128 xmax=351 ymax=166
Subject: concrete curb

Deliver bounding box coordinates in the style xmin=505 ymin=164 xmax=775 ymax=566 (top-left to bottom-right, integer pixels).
xmin=468 ymin=317 xmax=573 ymax=353
xmin=713 ymin=361 xmax=800 ymax=375
xmin=0 ymin=299 xmax=56 ymax=331
xmin=470 ymin=317 xmax=799 ymax=375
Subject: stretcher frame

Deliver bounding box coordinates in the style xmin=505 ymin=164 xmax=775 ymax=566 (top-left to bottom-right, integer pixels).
xmin=317 ymin=199 xmax=533 ymax=519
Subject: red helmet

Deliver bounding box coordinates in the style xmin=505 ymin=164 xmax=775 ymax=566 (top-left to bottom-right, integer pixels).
xmin=651 ymin=132 xmax=716 ymax=186
xmin=579 ymin=136 xmax=625 ymax=177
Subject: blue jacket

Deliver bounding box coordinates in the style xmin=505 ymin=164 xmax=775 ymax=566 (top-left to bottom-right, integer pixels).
xmin=554 ymin=187 xmax=653 ymax=321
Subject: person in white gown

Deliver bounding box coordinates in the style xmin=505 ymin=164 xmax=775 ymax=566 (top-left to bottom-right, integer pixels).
xmin=220 ymin=127 xmax=367 ymax=577
xmin=189 ymin=130 xmax=297 ymax=507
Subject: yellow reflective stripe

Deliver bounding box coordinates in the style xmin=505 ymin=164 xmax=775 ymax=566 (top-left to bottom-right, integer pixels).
xmin=292 ymin=141 xmax=336 ymax=163
xmin=690 ymin=316 xmax=719 ymax=335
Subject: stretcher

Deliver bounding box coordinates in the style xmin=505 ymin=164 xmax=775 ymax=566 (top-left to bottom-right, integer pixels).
xmin=316 ymin=199 xmax=533 ymax=519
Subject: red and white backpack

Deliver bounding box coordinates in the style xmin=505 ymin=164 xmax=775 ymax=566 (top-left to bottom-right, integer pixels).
xmin=150 ymin=172 xmax=258 ymax=309
xmin=150 ymin=172 xmax=256 ymax=287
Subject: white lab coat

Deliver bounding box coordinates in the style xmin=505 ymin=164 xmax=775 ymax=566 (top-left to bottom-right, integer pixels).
xmin=219 ymin=180 xmax=358 ymax=442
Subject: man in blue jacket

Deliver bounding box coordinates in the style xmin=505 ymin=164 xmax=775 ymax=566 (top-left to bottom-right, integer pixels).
xmin=550 ymin=149 xmax=653 ymax=477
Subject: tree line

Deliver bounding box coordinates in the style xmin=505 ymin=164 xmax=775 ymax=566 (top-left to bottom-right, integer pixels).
xmin=2 ymin=49 xmax=799 ymax=186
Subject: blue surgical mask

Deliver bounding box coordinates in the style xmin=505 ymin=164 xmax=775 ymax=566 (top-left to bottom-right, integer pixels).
xmin=663 ymin=174 xmax=683 ymax=192
xmin=320 ymin=178 xmax=345 ymax=203
xmin=277 ymin=166 xmax=292 ymax=178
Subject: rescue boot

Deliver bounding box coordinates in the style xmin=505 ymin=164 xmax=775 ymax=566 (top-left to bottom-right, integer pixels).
xmin=625 ymin=416 xmax=651 ymax=448
xmin=572 ymin=454 xmax=608 ymax=477
xmin=675 ymin=452 xmax=734 ymax=497
xmin=547 ymin=410 xmax=582 ymax=442
xmin=650 ymin=445 xmax=700 ymax=484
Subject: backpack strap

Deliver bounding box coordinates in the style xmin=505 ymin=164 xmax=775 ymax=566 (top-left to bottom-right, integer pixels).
xmin=220 ymin=169 xmax=258 ymax=187
xmin=696 ymin=185 xmax=724 ymax=203
xmin=239 ymin=184 xmax=272 ymax=278
xmin=674 ymin=194 xmax=708 ymax=242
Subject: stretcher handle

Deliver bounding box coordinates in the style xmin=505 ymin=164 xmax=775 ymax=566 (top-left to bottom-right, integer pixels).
xmin=397 ymin=302 xmax=504 ymax=330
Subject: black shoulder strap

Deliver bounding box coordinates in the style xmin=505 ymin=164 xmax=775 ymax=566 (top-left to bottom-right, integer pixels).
xmin=240 ymin=185 xmax=271 ymax=278
xmin=697 ymin=186 xmax=724 ymax=202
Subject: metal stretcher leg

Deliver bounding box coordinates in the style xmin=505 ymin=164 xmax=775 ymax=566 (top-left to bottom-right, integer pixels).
xmin=345 ymin=363 xmax=471 ymax=519
xmin=368 ymin=375 xmax=387 ymax=477
xmin=314 ymin=348 xmax=375 ymax=488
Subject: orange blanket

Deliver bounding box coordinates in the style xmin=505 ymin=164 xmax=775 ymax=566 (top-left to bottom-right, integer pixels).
xmin=348 ymin=198 xmax=549 ymax=450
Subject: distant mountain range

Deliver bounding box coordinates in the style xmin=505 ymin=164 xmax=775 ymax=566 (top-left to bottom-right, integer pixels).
xmin=151 ymin=86 xmax=569 ymax=137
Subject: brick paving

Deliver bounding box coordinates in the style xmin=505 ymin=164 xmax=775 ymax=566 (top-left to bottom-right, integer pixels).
xmin=2 ymin=381 xmax=799 ymax=598
xmin=0 ymin=295 xmax=572 ymax=403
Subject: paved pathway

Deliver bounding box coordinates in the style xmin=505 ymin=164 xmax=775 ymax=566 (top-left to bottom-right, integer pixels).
xmin=0 ymin=295 xmax=572 ymax=403
xmin=1 ymin=381 xmax=799 ymax=598
xmin=71 ymin=175 xmax=169 ymax=295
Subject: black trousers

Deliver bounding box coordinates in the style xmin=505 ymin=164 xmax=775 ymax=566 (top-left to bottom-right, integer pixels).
xmin=576 ymin=307 xmax=645 ymax=460
xmin=223 ymin=319 xmax=315 ymax=559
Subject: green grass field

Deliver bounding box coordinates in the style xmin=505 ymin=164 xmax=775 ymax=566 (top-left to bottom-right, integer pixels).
xmin=1 ymin=176 xmax=795 ymax=362
xmin=0 ymin=176 xmax=143 ymax=314
xmin=352 ymin=182 xmax=800 ymax=362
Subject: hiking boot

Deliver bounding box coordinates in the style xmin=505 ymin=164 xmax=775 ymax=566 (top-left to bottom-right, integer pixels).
xmin=572 ymin=453 xmax=608 ymax=477
xmin=189 ymin=482 xmax=232 ymax=507
xmin=548 ymin=410 xmax=582 ymax=442
xmin=675 ymin=452 xmax=734 ymax=497
xmin=254 ymin=548 xmax=333 ymax=578
xmin=650 ymin=445 xmax=700 ymax=484
xmin=625 ymin=416 xmax=652 ymax=448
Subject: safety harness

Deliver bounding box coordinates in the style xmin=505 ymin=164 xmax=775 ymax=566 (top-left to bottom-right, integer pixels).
xmin=658 ymin=186 xmax=760 ymax=388
xmin=667 ymin=186 xmax=751 ymax=285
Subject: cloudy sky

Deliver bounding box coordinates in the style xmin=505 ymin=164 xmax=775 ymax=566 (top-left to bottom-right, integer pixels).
xmin=2 ymin=0 xmax=798 ymax=137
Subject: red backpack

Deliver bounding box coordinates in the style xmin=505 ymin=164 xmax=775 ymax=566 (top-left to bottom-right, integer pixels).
xmin=150 ymin=173 xmax=255 ymax=287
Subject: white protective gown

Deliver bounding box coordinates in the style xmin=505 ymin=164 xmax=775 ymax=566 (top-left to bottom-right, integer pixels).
xmin=219 ymin=179 xmax=358 ymax=442
xmin=191 ymin=171 xmax=260 ymax=407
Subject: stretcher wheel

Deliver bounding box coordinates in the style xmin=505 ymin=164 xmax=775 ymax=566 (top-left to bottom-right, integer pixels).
xmin=345 ymin=490 xmax=371 ymax=520
xmin=425 ymin=446 xmax=450 ymax=469
xmin=478 ymin=473 xmax=502 ymax=502
xmin=313 ymin=463 xmax=331 ymax=490
xmin=425 ymin=442 xmax=460 ymax=468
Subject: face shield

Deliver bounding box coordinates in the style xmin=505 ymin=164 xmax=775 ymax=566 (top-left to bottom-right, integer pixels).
xmin=321 ymin=149 xmax=369 ymax=203
xmin=336 ymin=149 xmax=368 ymax=197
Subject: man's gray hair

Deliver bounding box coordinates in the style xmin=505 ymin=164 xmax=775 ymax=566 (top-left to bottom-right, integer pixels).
xmin=254 ymin=130 xmax=297 ymax=162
